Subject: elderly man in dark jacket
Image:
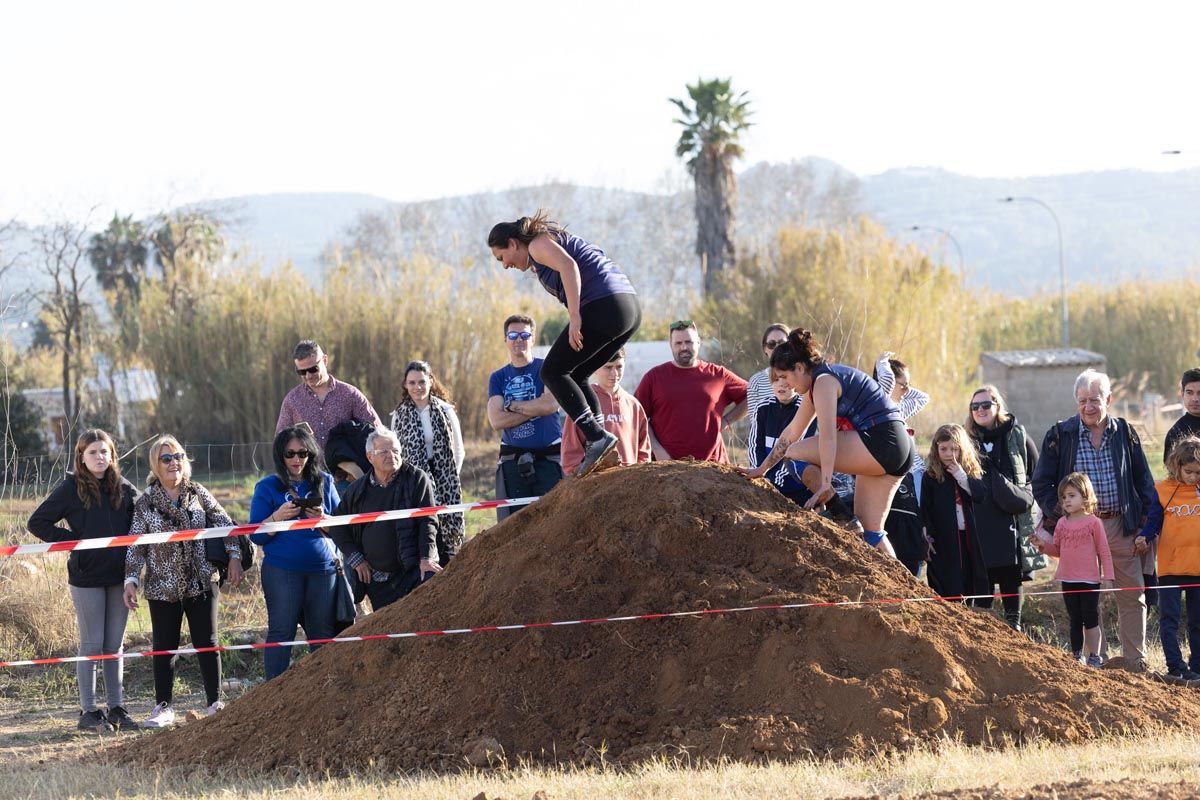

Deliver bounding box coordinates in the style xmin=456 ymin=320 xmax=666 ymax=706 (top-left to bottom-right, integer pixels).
xmin=1031 ymin=369 xmax=1162 ymax=671
xmin=330 ymin=428 xmax=441 ymax=610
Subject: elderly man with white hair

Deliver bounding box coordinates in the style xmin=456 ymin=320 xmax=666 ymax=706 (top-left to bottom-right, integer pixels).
xmin=1031 ymin=369 xmax=1162 ymax=671
xmin=330 ymin=428 xmax=442 ymax=610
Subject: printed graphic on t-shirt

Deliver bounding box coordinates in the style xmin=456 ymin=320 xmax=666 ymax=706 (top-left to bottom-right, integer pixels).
xmin=504 ymin=373 xmax=539 ymax=441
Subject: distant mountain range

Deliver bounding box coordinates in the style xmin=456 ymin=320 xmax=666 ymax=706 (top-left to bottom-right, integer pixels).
xmin=217 ymin=158 xmax=1200 ymax=294
xmin=5 ymin=159 xmax=1199 ymax=343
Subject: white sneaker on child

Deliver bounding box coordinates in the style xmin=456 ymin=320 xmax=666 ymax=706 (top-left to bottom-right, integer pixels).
xmin=143 ymin=702 xmax=175 ymax=728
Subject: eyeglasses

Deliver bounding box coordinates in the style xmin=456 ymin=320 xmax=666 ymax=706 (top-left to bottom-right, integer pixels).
xmin=669 ymin=320 xmax=695 ymax=332
xmin=369 ymin=448 xmax=401 ymax=456
xmin=506 ymin=331 xmax=533 ymax=341
xmin=283 ymin=449 xmax=310 ymax=459
xmin=970 ymin=400 xmax=995 ymax=411
xmin=295 ymin=365 xmax=322 ymax=376
xmin=159 ymin=452 xmax=187 ymax=464
xmin=764 ymin=340 xmax=786 ymax=350
xmin=1077 ymin=396 xmax=1105 ymax=408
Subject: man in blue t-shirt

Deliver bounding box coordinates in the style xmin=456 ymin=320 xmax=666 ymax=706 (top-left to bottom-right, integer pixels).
xmin=487 ymin=314 xmax=564 ymax=520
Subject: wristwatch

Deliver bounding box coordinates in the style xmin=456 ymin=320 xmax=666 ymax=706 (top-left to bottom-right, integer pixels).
xmin=503 ymin=396 xmax=515 ymax=413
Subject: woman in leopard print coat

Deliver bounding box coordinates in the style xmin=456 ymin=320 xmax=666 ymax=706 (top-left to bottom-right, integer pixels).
xmin=390 ymin=360 xmax=465 ymax=566
xmin=123 ymin=435 xmax=243 ymax=725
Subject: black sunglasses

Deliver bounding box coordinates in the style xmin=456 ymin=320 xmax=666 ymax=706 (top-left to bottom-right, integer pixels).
xmin=764 ymin=339 xmax=787 ymax=350
xmin=295 ymin=365 xmax=321 ymax=376
xmin=970 ymin=400 xmax=995 ymax=411
xmin=158 ymin=452 xmax=187 ymax=464
xmin=283 ymin=449 xmax=311 ymax=459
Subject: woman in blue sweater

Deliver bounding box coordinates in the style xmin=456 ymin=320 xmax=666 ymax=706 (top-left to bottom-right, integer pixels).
xmin=488 ymin=210 xmax=641 ymax=475
xmin=249 ymin=425 xmax=341 ymax=679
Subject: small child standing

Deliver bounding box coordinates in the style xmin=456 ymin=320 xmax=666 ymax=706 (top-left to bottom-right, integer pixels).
xmin=1034 ymin=472 xmax=1115 ymax=666
xmin=1152 ymin=435 xmax=1200 ymax=681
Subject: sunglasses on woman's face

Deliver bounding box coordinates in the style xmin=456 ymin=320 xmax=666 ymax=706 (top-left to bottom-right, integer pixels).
xmin=159 ymin=452 xmax=187 ymax=464
xmin=283 ymin=449 xmax=310 ymax=459
xmin=970 ymin=400 xmax=995 ymax=412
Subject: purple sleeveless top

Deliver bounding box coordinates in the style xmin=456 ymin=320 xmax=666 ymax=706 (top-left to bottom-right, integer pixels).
xmin=530 ymin=233 xmax=636 ymax=308
xmin=810 ymin=363 xmax=903 ymax=430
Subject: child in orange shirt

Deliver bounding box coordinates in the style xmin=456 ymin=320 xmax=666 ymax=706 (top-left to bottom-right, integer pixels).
xmin=1153 ymin=435 xmax=1200 ymax=681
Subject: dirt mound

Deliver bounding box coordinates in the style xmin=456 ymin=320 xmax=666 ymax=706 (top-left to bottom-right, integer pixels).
xmin=113 ymin=461 xmax=1200 ymax=773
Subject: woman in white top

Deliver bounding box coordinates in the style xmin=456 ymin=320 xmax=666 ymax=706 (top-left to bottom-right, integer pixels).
xmin=390 ymin=361 xmax=465 ymax=565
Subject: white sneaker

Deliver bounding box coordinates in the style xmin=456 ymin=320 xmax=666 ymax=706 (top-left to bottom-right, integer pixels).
xmin=205 ymin=700 xmax=225 ymax=716
xmin=143 ymin=702 xmax=175 ymax=728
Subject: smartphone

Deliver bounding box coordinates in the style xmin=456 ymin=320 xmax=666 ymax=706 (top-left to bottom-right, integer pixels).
xmin=290 ymin=494 xmax=323 ymax=510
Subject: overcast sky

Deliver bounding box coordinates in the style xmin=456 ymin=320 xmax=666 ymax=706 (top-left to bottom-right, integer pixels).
xmin=1 ymin=0 xmax=1196 ymax=222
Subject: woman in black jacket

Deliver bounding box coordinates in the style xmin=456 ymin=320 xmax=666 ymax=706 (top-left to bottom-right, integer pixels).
xmin=966 ymin=385 xmax=1040 ymax=630
xmin=922 ymin=424 xmax=990 ymax=601
xmin=27 ymin=429 xmax=139 ymax=732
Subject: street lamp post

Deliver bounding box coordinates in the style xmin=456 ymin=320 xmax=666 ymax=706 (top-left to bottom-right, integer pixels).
xmin=1000 ymin=196 xmax=1068 ymax=348
xmin=909 ymin=225 xmax=965 ymax=276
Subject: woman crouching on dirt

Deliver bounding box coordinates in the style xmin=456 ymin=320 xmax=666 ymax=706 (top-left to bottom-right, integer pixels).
xmin=739 ymin=328 xmax=912 ymax=556
xmin=123 ymin=435 xmax=243 ymax=729
xmin=27 ymin=429 xmax=139 ymax=732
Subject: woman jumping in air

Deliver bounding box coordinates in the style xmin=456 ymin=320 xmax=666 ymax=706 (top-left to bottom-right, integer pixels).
xmin=488 ymin=210 xmax=641 ymax=476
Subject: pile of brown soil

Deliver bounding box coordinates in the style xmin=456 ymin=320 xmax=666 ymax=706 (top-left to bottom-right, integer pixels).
xmin=114 ymin=461 xmax=1200 ymax=773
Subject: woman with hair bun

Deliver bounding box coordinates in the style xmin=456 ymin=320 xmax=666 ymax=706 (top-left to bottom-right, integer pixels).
xmin=488 ymin=210 xmax=641 ymax=476
xmin=740 ymin=328 xmax=912 ymax=556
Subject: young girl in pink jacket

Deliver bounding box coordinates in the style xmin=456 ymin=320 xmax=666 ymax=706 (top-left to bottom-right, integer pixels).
xmin=1034 ymin=472 xmax=1115 ymax=666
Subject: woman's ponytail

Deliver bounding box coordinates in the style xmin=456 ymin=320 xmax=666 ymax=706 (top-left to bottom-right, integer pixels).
xmin=770 ymin=327 xmax=825 ymax=372
xmin=487 ymin=209 xmax=564 ymax=248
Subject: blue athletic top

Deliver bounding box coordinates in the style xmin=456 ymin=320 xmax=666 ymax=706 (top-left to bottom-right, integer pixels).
xmin=529 ymin=233 xmax=636 ymax=308
xmin=810 ymin=363 xmax=903 ymax=431
xmin=248 ymin=473 xmax=341 ymax=574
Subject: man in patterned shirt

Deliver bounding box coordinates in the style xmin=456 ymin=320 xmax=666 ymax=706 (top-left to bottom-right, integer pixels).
xmin=276 ymin=340 xmax=382 ymax=479
xmin=1031 ymin=369 xmax=1160 ymax=671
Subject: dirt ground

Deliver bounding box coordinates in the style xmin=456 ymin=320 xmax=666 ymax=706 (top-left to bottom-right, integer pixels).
xmin=106 ymin=461 xmax=1200 ymax=774
xmin=857 ymin=779 xmax=1200 ymax=799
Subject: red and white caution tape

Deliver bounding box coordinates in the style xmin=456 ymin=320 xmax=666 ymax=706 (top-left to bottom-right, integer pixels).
xmin=2 ymin=582 xmax=1192 ymax=669
xmin=0 ymin=496 xmax=540 ymax=558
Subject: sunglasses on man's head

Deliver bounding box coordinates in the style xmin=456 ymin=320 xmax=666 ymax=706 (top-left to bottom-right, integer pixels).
xmin=295 ymin=365 xmax=321 ymax=375
xmin=506 ymin=331 xmax=533 ymax=341
xmin=970 ymin=400 xmax=995 ymax=411
xmin=283 ymin=449 xmax=310 ymax=460
xmin=159 ymin=452 xmax=187 ymax=464
xmin=669 ymin=319 xmax=694 ymax=332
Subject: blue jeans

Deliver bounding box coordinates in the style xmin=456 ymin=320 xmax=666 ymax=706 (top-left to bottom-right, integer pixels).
xmin=1158 ymin=575 xmax=1200 ymax=671
xmin=260 ymin=561 xmax=337 ymax=680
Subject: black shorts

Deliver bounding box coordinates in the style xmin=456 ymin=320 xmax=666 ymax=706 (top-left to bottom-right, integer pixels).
xmin=858 ymin=420 xmax=913 ymax=477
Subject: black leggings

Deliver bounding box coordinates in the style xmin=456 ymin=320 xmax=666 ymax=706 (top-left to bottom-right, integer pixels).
xmin=147 ymin=590 xmax=220 ymax=706
xmin=1062 ymin=581 xmax=1100 ymax=654
xmin=971 ymin=564 xmax=1023 ymax=625
xmin=540 ymin=293 xmax=641 ymax=433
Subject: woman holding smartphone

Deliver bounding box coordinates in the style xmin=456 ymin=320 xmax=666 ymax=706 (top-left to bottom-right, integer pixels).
xmin=248 ymin=425 xmax=341 ymax=679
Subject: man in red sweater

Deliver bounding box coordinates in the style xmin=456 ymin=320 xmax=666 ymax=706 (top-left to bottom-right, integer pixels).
xmin=634 ymin=320 xmax=748 ymax=464
xmin=560 ymin=349 xmax=651 ymax=475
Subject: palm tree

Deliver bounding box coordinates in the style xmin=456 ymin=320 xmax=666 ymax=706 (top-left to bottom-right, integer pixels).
xmin=88 ymin=213 xmax=149 ymax=357
xmin=670 ymin=78 xmax=753 ymax=298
